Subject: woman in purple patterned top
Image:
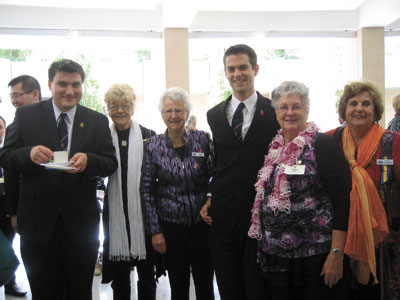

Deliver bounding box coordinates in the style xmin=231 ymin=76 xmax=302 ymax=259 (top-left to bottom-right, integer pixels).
xmin=248 ymin=81 xmax=351 ymax=300
xmin=140 ymin=87 xmax=215 ymax=300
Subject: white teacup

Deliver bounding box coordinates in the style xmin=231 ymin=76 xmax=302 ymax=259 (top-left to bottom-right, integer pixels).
xmin=53 ymin=151 xmax=69 ymax=163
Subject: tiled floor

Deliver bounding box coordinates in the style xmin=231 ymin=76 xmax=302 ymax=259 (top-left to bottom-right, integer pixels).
xmin=0 ymin=235 xmax=220 ymax=300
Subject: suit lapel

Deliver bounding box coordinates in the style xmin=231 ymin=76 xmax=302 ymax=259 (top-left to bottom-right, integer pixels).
xmin=221 ymin=99 xmax=232 ymax=132
xmin=70 ymin=105 xmax=87 ymax=156
xmin=40 ymin=99 xmax=60 ymax=151
xmin=243 ymin=93 xmax=268 ymax=144
xmin=219 ymin=98 xmax=241 ymax=144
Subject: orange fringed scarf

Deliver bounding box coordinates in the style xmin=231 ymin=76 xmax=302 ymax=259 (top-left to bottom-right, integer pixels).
xmin=342 ymin=124 xmax=389 ymax=284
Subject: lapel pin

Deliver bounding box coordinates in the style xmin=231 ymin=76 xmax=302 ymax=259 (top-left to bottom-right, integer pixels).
xmin=260 ymin=110 xmax=264 ymax=116
xmin=80 ymin=122 xmax=84 ymax=128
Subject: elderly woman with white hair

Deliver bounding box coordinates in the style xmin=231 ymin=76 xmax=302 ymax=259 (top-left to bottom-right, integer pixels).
xmin=141 ymin=87 xmax=215 ymax=300
xmin=248 ymin=81 xmax=352 ymax=300
xmin=186 ymin=114 xmax=197 ymax=131
xmin=102 ymin=83 xmax=157 ymax=300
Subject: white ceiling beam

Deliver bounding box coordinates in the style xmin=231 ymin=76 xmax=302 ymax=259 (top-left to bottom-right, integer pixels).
xmin=194 ymin=0 xmax=365 ymax=11
xmin=190 ymin=10 xmax=359 ymax=31
xmin=189 ymin=30 xmax=356 ymax=38
xmin=0 ymin=4 xmax=163 ymax=30
xmin=358 ymin=0 xmax=400 ymax=28
xmin=0 ymin=0 xmax=160 ymax=9
xmin=162 ymin=1 xmax=198 ymax=28
xmin=0 ymin=0 xmax=399 ymax=34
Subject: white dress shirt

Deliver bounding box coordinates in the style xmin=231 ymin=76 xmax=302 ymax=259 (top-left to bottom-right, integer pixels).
xmin=226 ymin=92 xmax=258 ymax=139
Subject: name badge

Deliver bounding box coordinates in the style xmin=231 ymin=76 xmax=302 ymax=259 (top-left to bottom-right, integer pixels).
xmin=284 ymin=164 xmax=305 ymax=175
xmin=192 ymin=152 xmax=205 ymax=157
xmin=377 ymin=159 xmax=393 ymax=166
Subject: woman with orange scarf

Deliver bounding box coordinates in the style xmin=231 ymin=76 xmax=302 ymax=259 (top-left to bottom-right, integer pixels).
xmin=326 ymin=81 xmax=400 ymax=300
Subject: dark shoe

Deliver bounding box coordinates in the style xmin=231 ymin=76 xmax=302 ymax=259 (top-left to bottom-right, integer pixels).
xmin=5 ymin=282 xmax=27 ymax=297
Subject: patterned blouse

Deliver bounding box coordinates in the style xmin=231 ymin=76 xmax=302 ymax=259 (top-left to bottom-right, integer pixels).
xmin=257 ymin=133 xmax=351 ymax=272
xmin=140 ymin=129 xmax=213 ymax=236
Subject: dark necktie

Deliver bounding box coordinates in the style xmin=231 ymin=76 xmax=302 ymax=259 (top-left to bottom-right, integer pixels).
xmin=232 ymin=102 xmax=245 ymax=141
xmin=58 ymin=113 xmax=68 ymax=150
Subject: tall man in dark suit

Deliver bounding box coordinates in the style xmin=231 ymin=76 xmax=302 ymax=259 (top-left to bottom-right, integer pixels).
xmin=200 ymin=44 xmax=280 ymax=300
xmin=0 ymin=59 xmax=118 ymax=300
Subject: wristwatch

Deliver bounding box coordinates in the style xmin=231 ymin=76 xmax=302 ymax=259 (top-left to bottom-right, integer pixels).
xmin=330 ymin=248 xmax=344 ymax=255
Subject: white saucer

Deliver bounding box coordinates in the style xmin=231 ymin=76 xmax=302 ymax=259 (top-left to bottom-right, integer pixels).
xmin=41 ymin=161 xmax=76 ymax=170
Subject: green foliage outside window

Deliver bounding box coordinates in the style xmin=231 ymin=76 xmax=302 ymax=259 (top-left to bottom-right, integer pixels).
xmin=215 ymin=49 xmax=300 ymax=103
xmin=136 ymin=50 xmax=151 ymax=62
xmin=261 ymin=49 xmax=301 ymax=60
xmin=0 ymin=49 xmax=105 ymax=114
xmin=335 ymin=89 xmax=343 ymax=113
xmin=53 ymin=53 xmax=105 ymax=114
xmin=217 ymin=69 xmax=232 ymax=103
xmin=0 ymin=49 xmax=32 ymax=62
xmin=75 ymin=54 xmax=105 ymax=114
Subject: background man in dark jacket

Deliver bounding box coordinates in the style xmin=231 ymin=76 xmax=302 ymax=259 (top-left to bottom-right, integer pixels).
xmin=1 ymin=74 xmax=42 ymax=297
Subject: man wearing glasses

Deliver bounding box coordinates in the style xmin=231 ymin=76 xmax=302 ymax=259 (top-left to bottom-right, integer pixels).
xmin=8 ymin=75 xmax=42 ymax=108
xmin=0 ymin=75 xmax=42 ymax=297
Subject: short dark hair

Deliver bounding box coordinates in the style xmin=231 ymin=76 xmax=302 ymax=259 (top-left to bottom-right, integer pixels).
xmin=0 ymin=115 xmax=6 ymax=127
xmin=223 ymin=44 xmax=257 ymax=69
xmin=48 ymin=59 xmax=85 ymax=83
xmin=8 ymin=75 xmax=42 ymax=101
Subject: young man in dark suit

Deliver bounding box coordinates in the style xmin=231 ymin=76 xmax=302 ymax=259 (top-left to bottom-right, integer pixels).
xmin=201 ymin=44 xmax=280 ymax=300
xmin=0 ymin=59 xmax=118 ymax=300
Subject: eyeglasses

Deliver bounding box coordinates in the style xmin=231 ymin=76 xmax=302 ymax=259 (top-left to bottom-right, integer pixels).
xmin=276 ymin=104 xmax=305 ymax=113
xmin=109 ymin=104 xmax=132 ymax=112
xmin=9 ymin=91 xmax=33 ymax=100
xmin=162 ymin=109 xmax=187 ymax=117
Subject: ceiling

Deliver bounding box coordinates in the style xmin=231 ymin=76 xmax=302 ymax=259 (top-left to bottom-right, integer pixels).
xmin=0 ymin=0 xmax=399 ymax=36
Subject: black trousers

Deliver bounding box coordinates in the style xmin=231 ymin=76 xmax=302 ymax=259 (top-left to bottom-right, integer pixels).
xmin=208 ymin=227 xmax=270 ymax=300
xmin=162 ymin=221 xmax=214 ymax=300
xmin=0 ymin=194 xmax=17 ymax=285
xmin=109 ymin=240 xmax=156 ymax=300
xmin=0 ymin=194 xmax=15 ymax=241
xmin=348 ymin=256 xmax=380 ymax=300
xmin=20 ymin=217 xmax=99 ymax=300
xmin=349 ymin=280 xmax=379 ymax=300
xmin=267 ymin=254 xmax=350 ymax=300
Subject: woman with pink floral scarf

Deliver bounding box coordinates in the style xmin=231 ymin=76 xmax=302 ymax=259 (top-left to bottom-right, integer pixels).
xmin=248 ymin=81 xmax=352 ymax=300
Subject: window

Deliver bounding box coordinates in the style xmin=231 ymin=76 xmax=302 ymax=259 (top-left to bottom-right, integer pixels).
xmin=0 ymin=34 xmax=165 ymax=132
xmin=189 ymin=36 xmax=357 ymax=132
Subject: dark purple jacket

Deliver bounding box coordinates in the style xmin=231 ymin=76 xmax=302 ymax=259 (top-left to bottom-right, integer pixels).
xmin=140 ymin=129 xmax=213 ymax=235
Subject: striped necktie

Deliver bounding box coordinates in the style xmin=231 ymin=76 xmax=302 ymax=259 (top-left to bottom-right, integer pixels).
xmin=58 ymin=113 xmax=68 ymax=150
xmin=232 ymin=102 xmax=245 ymax=141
